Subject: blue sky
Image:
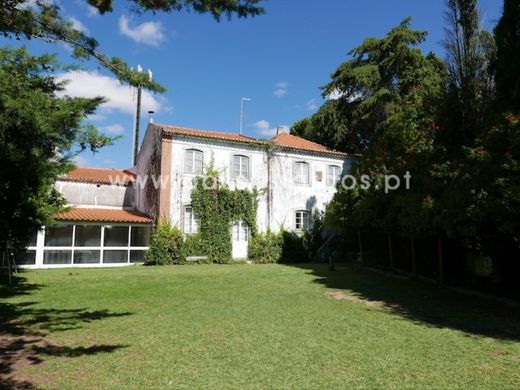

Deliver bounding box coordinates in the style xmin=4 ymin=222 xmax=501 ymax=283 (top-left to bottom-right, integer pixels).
xmin=4 ymin=0 xmax=503 ymax=168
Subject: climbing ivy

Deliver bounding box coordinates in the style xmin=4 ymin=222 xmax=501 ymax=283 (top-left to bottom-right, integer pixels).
xmin=191 ymin=168 xmax=258 ymax=263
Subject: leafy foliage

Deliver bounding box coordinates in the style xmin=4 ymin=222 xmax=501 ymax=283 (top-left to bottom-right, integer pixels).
xmin=0 ymin=47 xmax=114 ymax=257
xmin=248 ymin=231 xmax=283 ymax=263
xmin=190 ymin=169 xmax=258 ymax=263
xmin=145 ymin=223 xmax=184 ymax=265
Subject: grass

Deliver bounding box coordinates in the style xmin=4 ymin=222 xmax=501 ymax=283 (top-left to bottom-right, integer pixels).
xmin=2 ymin=263 xmax=520 ymax=389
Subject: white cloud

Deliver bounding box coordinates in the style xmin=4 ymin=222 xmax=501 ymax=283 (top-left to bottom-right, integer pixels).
xmin=273 ymin=82 xmax=289 ymax=98
xmin=86 ymin=5 xmax=99 ymax=17
xmin=251 ymin=120 xmax=289 ymax=137
xmin=306 ymin=98 xmax=318 ymax=111
xmin=100 ymin=123 xmax=126 ymax=136
xmin=118 ymin=15 xmax=165 ymax=47
xmin=68 ymin=17 xmax=88 ymax=33
xmin=56 ymin=70 xmax=163 ymax=115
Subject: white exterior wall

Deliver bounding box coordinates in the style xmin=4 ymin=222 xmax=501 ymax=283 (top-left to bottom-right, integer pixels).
xmin=169 ymin=137 xmax=269 ymax=231
xmin=167 ymin=135 xmax=351 ymax=234
xmin=269 ymin=150 xmax=349 ymax=231
xmin=55 ymin=180 xmax=134 ymax=208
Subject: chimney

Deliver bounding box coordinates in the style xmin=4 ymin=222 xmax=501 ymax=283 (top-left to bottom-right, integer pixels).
xmin=147 ymin=110 xmax=155 ymax=124
xmin=276 ymin=126 xmax=289 ymax=136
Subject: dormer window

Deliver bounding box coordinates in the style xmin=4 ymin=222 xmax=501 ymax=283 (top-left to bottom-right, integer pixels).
xmin=184 ymin=149 xmax=203 ymax=175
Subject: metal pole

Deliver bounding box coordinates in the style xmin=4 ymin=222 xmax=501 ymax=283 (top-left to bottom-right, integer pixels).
xmin=239 ymin=97 xmax=251 ymax=135
xmin=239 ymin=99 xmax=244 ymax=135
xmin=133 ymin=85 xmax=142 ymax=166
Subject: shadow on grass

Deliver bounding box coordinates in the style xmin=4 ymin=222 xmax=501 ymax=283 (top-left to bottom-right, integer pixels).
xmin=291 ymin=262 xmax=520 ymax=342
xmin=0 ymin=273 xmax=131 ymax=390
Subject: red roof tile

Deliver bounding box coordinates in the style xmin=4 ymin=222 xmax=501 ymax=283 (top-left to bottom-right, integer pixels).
xmin=270 ymin=133 xmax=348 ymax=156
xmin=61 ymin=167 xmax=135 ymax=186
xmin=155 ymin=123 xmax=349 ymax=157
xmin=55 ymin=208 xmax=151 ymax=224
xmin=158 ymin=124 xmax=259 ymax=144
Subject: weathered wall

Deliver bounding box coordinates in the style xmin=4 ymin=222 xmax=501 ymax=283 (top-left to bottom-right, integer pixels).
xmin=55 ymin=181 xmax=134 ymax=208
xmin=167 ymin=135 xmax=351 ymax=233
xmin=135 ymin=124 xmax=162 ymax=221
xmin=169 ymin=137 xmax=269 ymax=231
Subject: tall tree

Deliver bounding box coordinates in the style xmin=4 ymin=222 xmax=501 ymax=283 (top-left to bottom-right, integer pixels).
xmin=0 ymin=47 xmax=113 ymax=265
xmin=301 ymin=19 xmax=447 ymax=235
xmin=441 ymin=0 xmax=495 ymax=147
xmin=0 ymin=0 xmax=264 ymax=91
xmin=494 ymin=0 xmax=520 ymax=110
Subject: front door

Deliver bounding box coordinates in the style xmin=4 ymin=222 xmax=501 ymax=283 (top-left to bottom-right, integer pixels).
xmin=231 ymin=220 xmax=249 ymax=259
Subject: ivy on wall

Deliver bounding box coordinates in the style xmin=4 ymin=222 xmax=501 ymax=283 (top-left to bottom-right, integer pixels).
xmin=191 ymin=167 xmax=258 ymax=263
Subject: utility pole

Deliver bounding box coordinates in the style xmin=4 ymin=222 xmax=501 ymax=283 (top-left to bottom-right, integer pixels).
xmin=132 ymin=66 xmax=153 ymax=166
xmin=239 ymin=97 xmax=251 ymax=135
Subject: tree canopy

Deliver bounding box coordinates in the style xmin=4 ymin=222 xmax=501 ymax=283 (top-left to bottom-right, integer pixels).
xmin=0 ymin=47 xmax=114 ymax=257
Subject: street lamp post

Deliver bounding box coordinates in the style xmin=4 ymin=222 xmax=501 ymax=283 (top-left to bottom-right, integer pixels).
xmin=239 ymin=97 xmax=251 ymax=135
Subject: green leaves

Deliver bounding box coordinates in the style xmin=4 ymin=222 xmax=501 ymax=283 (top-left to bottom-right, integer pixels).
xmin=0 ymin=46 xmax=113 ymax=254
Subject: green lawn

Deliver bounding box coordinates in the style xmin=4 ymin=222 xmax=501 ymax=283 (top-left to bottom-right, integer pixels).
xmin=2 ymin=263 xmax=520 ymax=389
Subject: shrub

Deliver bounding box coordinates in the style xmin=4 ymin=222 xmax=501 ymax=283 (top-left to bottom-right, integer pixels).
xmin=145 ymin=223 xmax=184 ymax=265
xmin=248 ymin=231 xmax=283 ymax=263
xmin=280 ymin=231 xmax=310 ymax=263
xmin=182 ymin=233 xmax=208 ymax=262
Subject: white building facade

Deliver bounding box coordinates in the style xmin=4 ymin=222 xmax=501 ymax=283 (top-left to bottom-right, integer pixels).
xmin=19 ymin=123 xmax=350 ymax=267
xmin=135 ymin=124 xmax=351 ymax=259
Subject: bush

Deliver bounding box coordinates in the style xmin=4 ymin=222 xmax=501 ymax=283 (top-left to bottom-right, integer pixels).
xmin=145 ymin=223 xmax=184 ymax=265
xmin=248 ymin=231 xmax=283 ymax=263
xmin=182 ymin=233 xmax=209 ymax=262
xmin=280 ymin=231 xmax=310 ymax=263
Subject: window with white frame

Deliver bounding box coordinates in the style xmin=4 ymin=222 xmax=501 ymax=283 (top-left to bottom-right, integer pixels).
xmin=38 ymin=223 xmax=150 ymax=265
xmin=184 ymin=149 xmax=204 ymax=175
xmin=232 ymin=155 xmax=250 ymax=180
xmin=183 ymin=206 xmax=200 ymax=234
xmin=294 ymin=161 xmax=310 ymax=185
xmin=327 ymin=165 xmax=342 ymax=186
xmin=232 ymin=221 xmax=250 ymax=241
xmin=295 ymin=210 xmax=310 ymax=231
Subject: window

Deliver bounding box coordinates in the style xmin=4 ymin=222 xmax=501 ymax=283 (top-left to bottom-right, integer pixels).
xmin=232 ymin=221 xmax=250 ymax=242
xmin=294 ymin=162 xmax=310 ymax=185
xmin=103 ymin=250 xmax=128 ymax=264
xmin=184 ymin=149 xmax=203 ymax=174
xmin=43 ymin=250 xmax=72 ymax=265
xmin=183 ymin=206 xmax=200 ymax=234
xmin=327 ymin=165 xmax=342 ymax=186
xmin=232 ymin=155 xmax=250 ymax=180
xmin=104 ymin=226 xmax=129 ymax=247
xmin=45 ymin=225 xmax=73 ymax=246
xmin=74 ymin=250 xmax=100 ymax=264
xmin=75 ymin=225 xmax=101 ymax=246
xmin=15 ymin=250 xmax=36 ymax=265
xmin=295 ymin=210 xmax=310 ymax=231
xmin=130 ymin=226 xmax=151 ymax=247
xmin=130 ymin=250 xmax=146 ymax=263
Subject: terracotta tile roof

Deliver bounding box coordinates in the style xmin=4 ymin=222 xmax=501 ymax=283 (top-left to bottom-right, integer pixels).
xmin=55 ymin=208 xmax=151 ymax=224
xmin=61 ymin=167 xmax=135 ymax=186
xmin=155 ymin=123 xmax=349 ymax=157
xmin=157 ymin=124 xmax=259 ymax=144
xmin=270 ymin=133 xmax=348 ymax=156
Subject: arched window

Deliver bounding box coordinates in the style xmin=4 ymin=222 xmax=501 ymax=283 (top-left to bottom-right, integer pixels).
xmin=294 ymin=161 xmax=310 ymax=185
xmin=232 ymin=155 xmax=250 ymax=179
xmin=184 ymin=149 xmax=203 ymax=174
